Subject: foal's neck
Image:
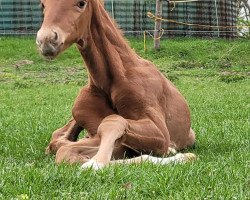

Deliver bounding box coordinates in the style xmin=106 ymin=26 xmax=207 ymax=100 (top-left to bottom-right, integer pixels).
xmin=78 ymin=3 xmax=139 ymax=92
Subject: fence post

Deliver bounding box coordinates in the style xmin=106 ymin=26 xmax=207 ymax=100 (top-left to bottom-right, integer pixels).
xmin=214 ymin=0 xmax=220 ymax=37
xmin=154 ymin=0 xmax=163 ymax=50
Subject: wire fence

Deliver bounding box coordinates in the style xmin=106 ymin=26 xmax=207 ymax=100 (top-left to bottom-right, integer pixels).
xmin=0 ymin=0 xmax=42 ymax=35
xmin=0 ymin=0 xmax=238 ymax=38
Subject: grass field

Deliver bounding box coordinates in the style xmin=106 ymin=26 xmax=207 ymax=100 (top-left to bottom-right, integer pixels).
xmin=0 ymin=37 xmax=249 ymax=199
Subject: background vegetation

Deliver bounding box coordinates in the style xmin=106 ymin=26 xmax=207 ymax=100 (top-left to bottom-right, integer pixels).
xmin=237 ymin=0 xmax=250 ymax=37
xmin=0 ymin=37 xmax=249 ymax=199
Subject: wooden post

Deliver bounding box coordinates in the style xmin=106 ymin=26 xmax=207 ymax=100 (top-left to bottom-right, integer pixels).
xmin=154 ymin=0 xmax=163 ymax=50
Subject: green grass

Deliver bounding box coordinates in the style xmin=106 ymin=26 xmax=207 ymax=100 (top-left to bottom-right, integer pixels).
xmin=0 ymin=37 xmax=249 ymax=199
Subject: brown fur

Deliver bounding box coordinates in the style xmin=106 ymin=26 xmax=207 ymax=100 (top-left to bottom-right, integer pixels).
xmin=37 ymin=0 xmax=195 ymax=167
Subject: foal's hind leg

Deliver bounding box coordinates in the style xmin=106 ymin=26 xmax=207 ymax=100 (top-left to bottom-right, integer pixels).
xmin=81 ymin=115 xmax=196 ymax=170
xmin=45 ymin=118 xmax=83 ymax=154
xmin=171 ymin=128 xmax=196 ymax=151
xmin=187 ymin=128 xmax=196 ymax=148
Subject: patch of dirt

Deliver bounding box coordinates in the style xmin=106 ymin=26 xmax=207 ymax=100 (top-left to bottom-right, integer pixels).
xmin=14 ymin=60 xmax=34 ymax=68
xmin=122 ymin=182 xmax=132 ymax=190
xmin=66 ymin=67 xmax=82 ymax=75
xmin=219 ymin=71 xmax=247 ymax=83
xmin=221 ymin=71 xmax=237 ymax=75
xmin=221 ymin=71 xmax=250 ymax=76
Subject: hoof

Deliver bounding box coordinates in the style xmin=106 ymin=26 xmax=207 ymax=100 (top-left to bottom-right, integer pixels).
xmin=168 ymin=147 xmax=177 ymax=155
xmin=45 ymin=140 xmax=69 ymax=155
xmin=45 ymin=146 xmax=52 ymax=155
xmin=45 ymin=143 xmax=58 ymax=155
xmin=81 ymin=159 xmax=105 ymax=170
xmin=184 ymin=153 xmax=196 ymax=161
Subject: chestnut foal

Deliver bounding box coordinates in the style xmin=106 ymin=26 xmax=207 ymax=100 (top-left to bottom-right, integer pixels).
xmin=36 ymin=0 xmax=196 ymax=170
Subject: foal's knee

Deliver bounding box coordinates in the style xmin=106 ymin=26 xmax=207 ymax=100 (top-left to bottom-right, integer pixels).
xmin=97 ymin=114 xmax=128 ymax=139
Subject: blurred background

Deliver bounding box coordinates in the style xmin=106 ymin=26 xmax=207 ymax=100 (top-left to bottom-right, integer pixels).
xmin=0 ymin=0 xmax=249 ymax=38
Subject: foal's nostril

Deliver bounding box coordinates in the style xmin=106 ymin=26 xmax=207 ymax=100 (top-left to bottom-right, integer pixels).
xmin=53 ymin=31 xmax=58 ymax=41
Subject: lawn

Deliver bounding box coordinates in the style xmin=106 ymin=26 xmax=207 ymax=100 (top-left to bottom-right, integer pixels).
xmin=0 ymin=37 xmax=249 ymax=199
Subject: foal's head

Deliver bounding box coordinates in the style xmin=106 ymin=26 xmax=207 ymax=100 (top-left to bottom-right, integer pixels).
xmin=36 ymin=0 xmax=101 ymax=59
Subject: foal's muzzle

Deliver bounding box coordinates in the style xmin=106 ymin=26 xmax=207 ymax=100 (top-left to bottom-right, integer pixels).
xmin=36 ymin=28 xmax=64 ymax=59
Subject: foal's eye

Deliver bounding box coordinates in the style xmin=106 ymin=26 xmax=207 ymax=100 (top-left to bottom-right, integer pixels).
xmin=77 ymin=1 xmax=86 ymax=9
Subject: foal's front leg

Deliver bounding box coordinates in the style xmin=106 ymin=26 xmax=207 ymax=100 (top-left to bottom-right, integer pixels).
xmin=45 ymin=118 xmax=83 ymax=154
xmin=46 ymin=86 xmax=114 ymax=155
xmin=81 ymin=114 xmax=170 ymax=170
xmin=81 ymin=115 xmax=128 ymax=169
